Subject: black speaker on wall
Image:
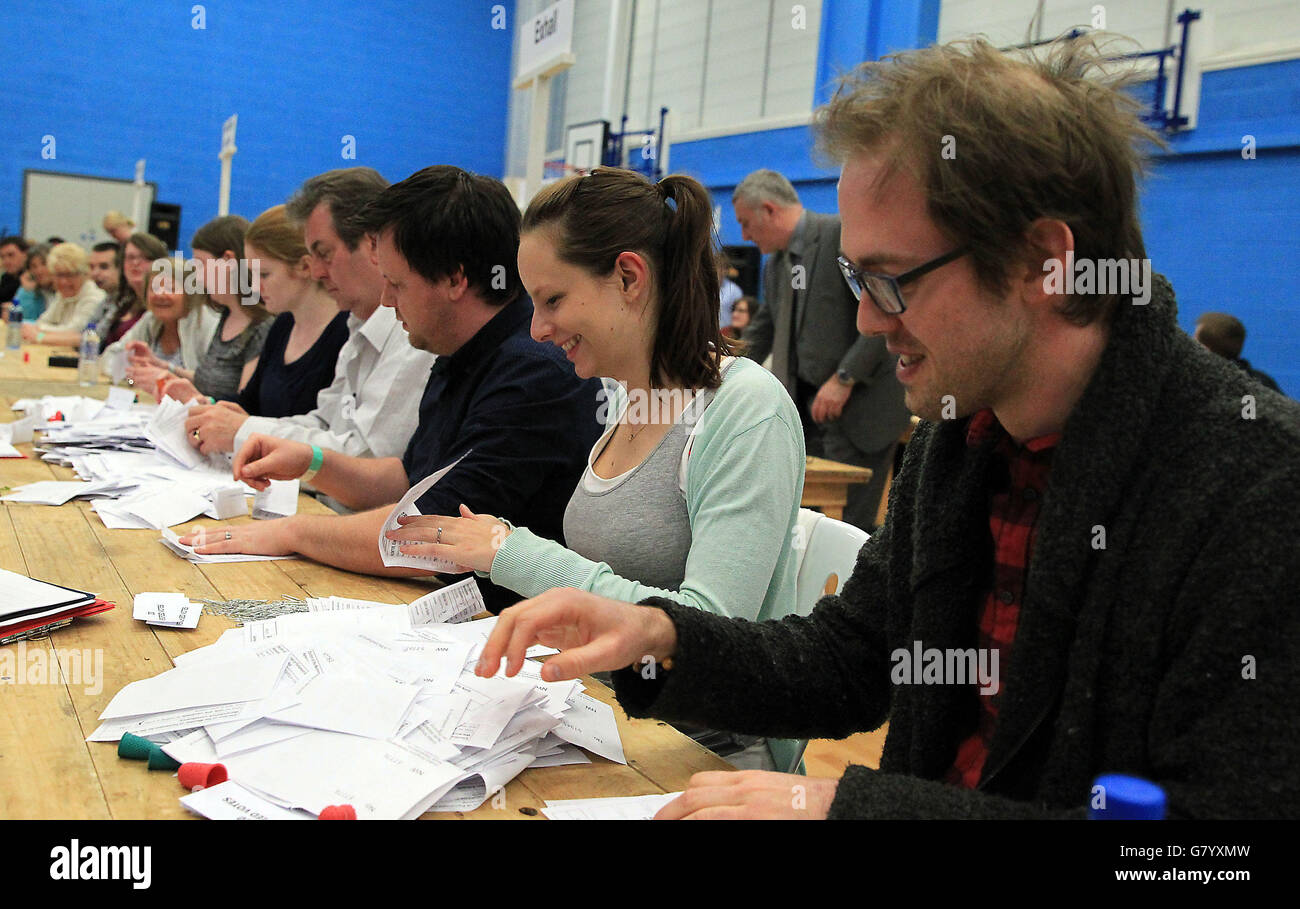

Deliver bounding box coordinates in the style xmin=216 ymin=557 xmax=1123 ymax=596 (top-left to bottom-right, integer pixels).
xmin=148 ymin=202 xmax=181 ymax=250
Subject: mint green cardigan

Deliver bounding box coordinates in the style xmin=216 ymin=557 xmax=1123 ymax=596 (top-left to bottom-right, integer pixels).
xmin=488 ymin=357 xmax=806 ymax=622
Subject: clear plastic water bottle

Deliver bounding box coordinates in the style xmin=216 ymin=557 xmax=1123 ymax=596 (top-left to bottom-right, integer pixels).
xmin=78 ymin=322 xmax=100 ymax=386
xmin=5 ymin=304 xmax=20 ymax=351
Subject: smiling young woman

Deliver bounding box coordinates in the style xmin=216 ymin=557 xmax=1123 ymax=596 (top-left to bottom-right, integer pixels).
xmin=384 ymin=167 xmax=808 ymax=769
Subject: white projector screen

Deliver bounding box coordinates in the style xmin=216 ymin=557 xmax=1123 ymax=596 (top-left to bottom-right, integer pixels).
xmin=22 ymin=169 xmax=157 ymax=248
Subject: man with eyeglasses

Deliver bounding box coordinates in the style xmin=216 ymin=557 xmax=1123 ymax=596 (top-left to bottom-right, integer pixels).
xmin=733 ymin=169 xmax=910 ymax=530
xmin=467 ymin=37 xmax=1300 ymax=819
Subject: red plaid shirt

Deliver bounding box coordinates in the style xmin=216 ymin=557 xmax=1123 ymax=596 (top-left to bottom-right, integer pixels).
xmin=944 ymin=408 xmax=1061 ymax=789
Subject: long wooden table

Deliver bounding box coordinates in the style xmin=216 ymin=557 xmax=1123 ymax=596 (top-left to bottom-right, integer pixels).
xmin=803 ymin=455 xmax=873 ymax=521
xmin=0 ymin=356 xmax=732 ymax=820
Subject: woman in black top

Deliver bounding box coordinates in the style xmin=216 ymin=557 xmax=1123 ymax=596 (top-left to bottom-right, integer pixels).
xmin=170 ymin=204 xmax=347 ymax=416
xmin=230 ymin=204 xmax=347 ymax=417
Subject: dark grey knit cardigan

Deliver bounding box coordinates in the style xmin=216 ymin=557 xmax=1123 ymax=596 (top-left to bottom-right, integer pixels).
xmin=613 ymin=275 xmax=1300 ymax=819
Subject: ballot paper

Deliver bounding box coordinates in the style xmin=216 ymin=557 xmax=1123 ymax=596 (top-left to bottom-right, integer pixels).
xmin=541 ymin=792 xmax=681 ymax=820
xmin=408 ymin=577 xmax=487 ymax=625
xmin=208 ymin=485 xmax=248 ymax=520
xmin=160 ymin=528 xmax=296 ymax=563
xmin=180 ymin=780 xmax=314 ymax=820
xmin=132 ymin=592 xmax=202 ymax=629
xmin=2 ymin=481 xmax=96 ymax=505
xmin=103 ymin=386 xmax=137 ymax=412
xmin=121 ymin=488 xmax=212 ymax=529
xmin=551 ymin=692 xmax=627 ymax=764
xmin=100 ymin=596 xmax=628 ymax=819
xmin=378 ymin=452 xmax=468 ymax=571
xmin=252 ymin=479 xmax=298 ymax=519
xmin=3 ymin=413 xmax=37 ymax=444
xmin=145 ymin=396 xmax=205 ymax=468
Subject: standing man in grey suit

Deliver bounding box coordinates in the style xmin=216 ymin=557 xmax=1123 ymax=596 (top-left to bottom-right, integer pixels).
xmin=734 ymin=169 xmax=910 ymax=528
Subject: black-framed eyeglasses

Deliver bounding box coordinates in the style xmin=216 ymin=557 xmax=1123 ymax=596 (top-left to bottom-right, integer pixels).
xmin=837 ymin=247 xmax=969 ymax=315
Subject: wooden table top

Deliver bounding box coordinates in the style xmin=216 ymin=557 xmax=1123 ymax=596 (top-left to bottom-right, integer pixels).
xmin=805 ymin=455 xmax=873 ymax=483
xmin=0 ymin=379 xmax=731 ymax=820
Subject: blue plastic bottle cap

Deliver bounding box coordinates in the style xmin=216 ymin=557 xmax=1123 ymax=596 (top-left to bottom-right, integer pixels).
xmin=1090 ymin=773 xmax=1166 ymax=820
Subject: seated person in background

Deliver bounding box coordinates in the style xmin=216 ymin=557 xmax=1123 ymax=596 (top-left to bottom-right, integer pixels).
xmin=22 ymin=243 xmax=106 ymax=343
xmin=180 ymin=165 xmax=604 ymax=614
xmin=155 ymin=215 xmax=272 ymax=403
xmin=93 ymin=233 xmax=168 ymax=350
xmin=103 ymin=257 xmax=220 ymax=382
xmin=722 ymin=295 xmax=753 ymax=341
xmin=1 ymin=235 xmax=30 ymax=303
xmin=182 ymin=167 xmax=434 ymax=463
xmin=718 ymin=257 xmax=743 ymax=327
xmin=1193 ymin=311 xmax=1283 ymax=393
xmin=88 ymin=242 xmax=120 ymax=296
xmin=12 ymin=243 xmax=56 ymax=322
xmin=168 ymin=206 xmax=345 ymax=418
xmin=102 ymin=210 xmax=135 ymax=245
xmin=471 ymin=37 xmax=1300 ymax=819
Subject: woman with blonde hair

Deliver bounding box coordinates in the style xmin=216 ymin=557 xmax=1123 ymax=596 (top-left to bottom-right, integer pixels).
xmin=22 ymin=242 xmax=106 ymax=343
xmin=102 ymin=257 xmax=220 ymax=385
xmin=102 ymin=211 xmax=135 ymax=245
xmin=174 ymin=205 xmax=347 ymax=432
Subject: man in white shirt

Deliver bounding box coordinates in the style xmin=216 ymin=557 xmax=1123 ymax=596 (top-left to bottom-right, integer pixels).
xmin=185 ymin=169 xmax=436 ymax=479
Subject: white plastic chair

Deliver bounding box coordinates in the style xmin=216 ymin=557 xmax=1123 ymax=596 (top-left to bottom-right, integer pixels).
xmin=775 ymin=509 xmax=870 ymax=773
xmin=792 ymin=509 xmax=869 ymax=617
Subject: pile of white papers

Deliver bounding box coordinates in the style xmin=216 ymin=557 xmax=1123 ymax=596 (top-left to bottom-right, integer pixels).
xmin=3 ymin=396 xmax=291 ymax=531
xmin=91 ymin=579 xmax=626 ymax=820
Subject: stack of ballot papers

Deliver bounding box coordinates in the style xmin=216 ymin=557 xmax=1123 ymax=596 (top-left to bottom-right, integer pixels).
xmin=0 ymin=568 xmax=114 ymax=644
xmin=3 ymin=395 xmax=296 ymax=531
xmin=91 ymin=579 xmax=628 ymax=819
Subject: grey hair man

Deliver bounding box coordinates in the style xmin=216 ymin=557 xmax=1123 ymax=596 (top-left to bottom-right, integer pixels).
xmin=734 ymin=168 xmax=910 ymax=529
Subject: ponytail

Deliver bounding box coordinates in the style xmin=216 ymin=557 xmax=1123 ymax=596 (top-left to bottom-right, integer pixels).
xmin=522 ymin=167 xmax=732 ymax=389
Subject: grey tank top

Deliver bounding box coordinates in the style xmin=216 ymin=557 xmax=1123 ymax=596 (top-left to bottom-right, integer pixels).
xmin=562 ymin=380 xmax=721 ymax=591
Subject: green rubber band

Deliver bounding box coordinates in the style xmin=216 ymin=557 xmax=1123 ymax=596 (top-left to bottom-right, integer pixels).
xmin=308 ymin=445 xmax=324 ymax=473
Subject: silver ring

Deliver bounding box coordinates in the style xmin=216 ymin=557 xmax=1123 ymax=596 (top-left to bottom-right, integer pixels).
xmin=224 ymin=530 xmax=232 ymax=541
xmin=436 ymin=526 xmax=443 ymax=544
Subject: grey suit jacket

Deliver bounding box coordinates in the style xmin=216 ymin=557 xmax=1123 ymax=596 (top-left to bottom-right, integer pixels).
xmin=743 ymin=210 xmax=912 ymax=453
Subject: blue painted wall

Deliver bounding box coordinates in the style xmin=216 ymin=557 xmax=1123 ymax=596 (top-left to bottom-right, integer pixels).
xmin=1 ymin=0 xmax=515 ymax=247
xmin=670 ymin=1 xmax=1300 ymax=396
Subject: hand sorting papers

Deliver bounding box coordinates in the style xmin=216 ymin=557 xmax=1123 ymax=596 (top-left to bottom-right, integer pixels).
xmin=94 ymin=580 xmax=629 ymax=820
xmin=160 ymin=528 xmax=296 ymax=564
xmin=378 ymin=452 xmax=468 ymax=572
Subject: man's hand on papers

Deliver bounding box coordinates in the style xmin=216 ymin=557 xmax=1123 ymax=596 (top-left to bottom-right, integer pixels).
xmin=178 ymin=518 xmax=297 ymax=557
xmin=232 ymin=433 xmax=314 ymax=491
xmin=475 ymin=588 xmax=678 ymax=682
xmin=655 ymin=771 xmax=839 ymax=820
xmin=184 ymin=401 xmax=249 ymax=455
xmin=386 ymin=505 xmax=509 ymax=573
